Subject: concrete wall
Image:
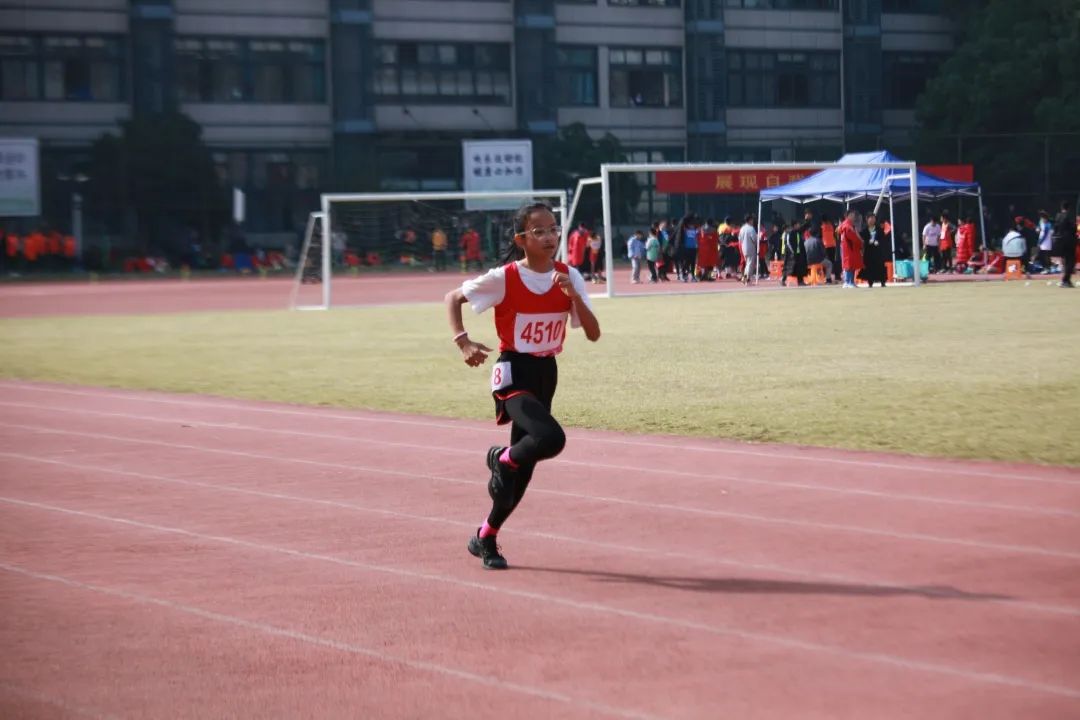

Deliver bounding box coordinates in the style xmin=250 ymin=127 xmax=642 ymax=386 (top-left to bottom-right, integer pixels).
xmin=371 ymin=0 xmax=513 ymax=42
xmin=0 ymin=102 xmax=129 ymax=145
xmin=0 ymin=0 xmax=127 ymax=34
xmin=174 ymin=0 xmax=329 ymax=37
xmin=182 ymin=104 xmax=332 ymax=146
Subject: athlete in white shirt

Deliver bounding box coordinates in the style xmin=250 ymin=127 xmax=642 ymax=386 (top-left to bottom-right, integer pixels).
xmin=922 ymin=218 xmax=942 ymax=272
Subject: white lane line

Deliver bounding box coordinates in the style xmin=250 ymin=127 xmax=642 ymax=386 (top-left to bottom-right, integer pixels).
xmin=3 ymin=497 xmax=1078 ymax=701
xmin=0 ymin=560 xmax=663 ymax=720
xmin=1 ymin=399 xmax=1073 ymax=517
xmin=2 ymin=421 xmax=1078 ymax=561
xmin=1 ymin=381 xmax=1075 ymax=484
xmin=0 ymin=680 xmax=118 ymax=720
xmin=4 ymin=450 xmax=1075 ymax=619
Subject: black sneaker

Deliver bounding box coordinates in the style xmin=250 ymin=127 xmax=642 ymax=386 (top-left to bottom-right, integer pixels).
xmin=486 ymin=445 xmax=515 ymax=503
xmin=468 ymin=530 xmax=508 ymax=570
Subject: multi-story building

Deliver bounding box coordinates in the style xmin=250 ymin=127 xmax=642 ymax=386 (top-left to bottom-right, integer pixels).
xmin=0 ymin=0 xmax=951 ymax=242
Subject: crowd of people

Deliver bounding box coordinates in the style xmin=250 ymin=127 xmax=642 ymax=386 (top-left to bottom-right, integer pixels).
xmin=561 ymin=200 xmax=1080 ymax=289
xmin=917 ymin=203 xmax=1080 ymax=287
xmin=6 ymin=201 xmax=1078 ymax=289
xmin=566 ymin=210 xmax=892 ymax=289
xmin=1 ymin=227 xmax=78 ymax=275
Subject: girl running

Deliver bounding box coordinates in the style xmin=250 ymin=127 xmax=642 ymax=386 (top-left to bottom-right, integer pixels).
xmin=444 ymin=203 xmax=601 ymax=569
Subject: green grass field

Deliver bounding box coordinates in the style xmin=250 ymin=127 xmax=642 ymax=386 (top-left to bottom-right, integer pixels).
xmin=1 ymin=282 xmax=1078 ymax=465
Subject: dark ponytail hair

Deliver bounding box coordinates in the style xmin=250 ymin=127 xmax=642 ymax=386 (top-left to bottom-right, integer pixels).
xmin=502 ymin=201 xmax=554 ymax=263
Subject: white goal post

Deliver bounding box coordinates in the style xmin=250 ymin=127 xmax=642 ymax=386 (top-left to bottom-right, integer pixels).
xmin=302 ymin=189 xmax=568 ymax=310
xmin=289 ymin=211 xmax=328 ymax=311
xmin=599 ymin=161 xmax=921 ymax=297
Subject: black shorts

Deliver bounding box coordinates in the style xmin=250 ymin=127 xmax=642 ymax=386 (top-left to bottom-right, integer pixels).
xmin=491 ymin=351 xmax=558 ymax=425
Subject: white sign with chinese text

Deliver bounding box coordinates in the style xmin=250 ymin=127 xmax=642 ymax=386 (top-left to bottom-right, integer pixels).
xmin=0 ymin=138 xmax=40 ymax=217
xmin=462 ymin=139 xmax=533 ymax=210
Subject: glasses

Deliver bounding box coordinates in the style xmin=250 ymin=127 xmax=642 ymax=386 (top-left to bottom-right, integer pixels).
xmin=520 ymin=226 xmax=561 ymax=239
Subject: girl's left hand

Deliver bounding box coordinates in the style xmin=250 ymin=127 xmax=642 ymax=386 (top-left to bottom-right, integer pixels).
xmin=553 ymin=270 xmax=578 ymax=298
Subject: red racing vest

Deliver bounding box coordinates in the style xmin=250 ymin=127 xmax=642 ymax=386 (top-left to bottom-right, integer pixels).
xmin=494 ymin=261 xmax=573 ymax=356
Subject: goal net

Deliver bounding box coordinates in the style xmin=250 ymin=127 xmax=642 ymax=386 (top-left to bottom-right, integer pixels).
xmin=595 ymin=160 xmax=921 ymax=297
xmin=291 ymin=190 xmax=568 ymax=310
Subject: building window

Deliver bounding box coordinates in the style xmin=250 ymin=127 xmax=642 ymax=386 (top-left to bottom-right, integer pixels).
xmin=882 ymin=0 xmax=942 ymax=12
xmin=625 ymin=147 xmax=684 ymax=223
xmin=0 ymin=34 xmax=124 ymax=101
xmin=213 ymin=150 xmax=328 ymax=232
xmin=556 ymin=46 xmax=597 ymax=106
xmin=610 ymin=48 xmax=682 ymax=108
xmin=175 ymin=37 xmax=325 ymax=103
xmin=727 ymin=51 xmax=839 ymax=107
xmin=882 ymin=52 xmax=945 ymax=108
xmin=374 ymin=42 xmax=511 ymax=105
xmin=724 ymin=0 xmax=837 ymax=8
xmin=608 ymin=0 xmax=681 ymax=6
xmin=251 ymin=40 xmax=325 ymax=103
xmin=377 ymin=145 xmax=462 ymax=191
xmin=176 ymin=38 xmax=242 ymax=101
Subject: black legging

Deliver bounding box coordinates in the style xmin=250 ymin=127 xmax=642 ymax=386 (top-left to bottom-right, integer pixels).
xmin=680 ymin=247 xmax=697 ymax=278
xmin=925 ymin=245 xmax=941 ymax=272
xmin=487 ymin=392 xmax=565 ymax=528
xmin=1062 ymin=240 xmax=1077 ymax=285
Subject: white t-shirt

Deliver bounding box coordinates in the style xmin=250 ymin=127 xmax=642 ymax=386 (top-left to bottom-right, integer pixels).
xmin=1002 ymin=231 xmax=1026 ymax=258
xmin=922 ymin=222 xmax=942 ymax=247
xmin=738 ymin=223 xmax=757 ymax=254
xmin=1038 ymin=219 xmax=1054 ymax=251
xmin=462 ymin=262 xmax=592 ymax=328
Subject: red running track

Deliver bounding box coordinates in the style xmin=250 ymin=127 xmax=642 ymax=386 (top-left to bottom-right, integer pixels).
xmin=0 ymin=270 xmax=1002 ymax=318
xmin=0 ymin=380 xmax=1078 ymax=719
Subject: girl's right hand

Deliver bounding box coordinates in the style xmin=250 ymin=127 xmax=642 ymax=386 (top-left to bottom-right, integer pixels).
xmin=459 ymin=339 xmax=493 ymax=367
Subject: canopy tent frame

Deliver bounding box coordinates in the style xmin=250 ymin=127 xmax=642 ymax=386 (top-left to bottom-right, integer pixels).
xmin=760 ymin=179 xmax=987 ymax=283
xmin=757 ymin=173 xmax=923 ymax=285
xmin=757 ymin=153 xmax=986 ymax=285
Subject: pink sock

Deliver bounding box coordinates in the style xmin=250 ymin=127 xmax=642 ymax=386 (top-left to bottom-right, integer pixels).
xmin=498 ymin=447 xmax=519 ymax=469
xmin=479 ymin=521 xmax=498 ymax=538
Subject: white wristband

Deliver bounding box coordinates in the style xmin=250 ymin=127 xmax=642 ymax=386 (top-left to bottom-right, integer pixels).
xmin=452 ymin=331 xmax=468 ymax=343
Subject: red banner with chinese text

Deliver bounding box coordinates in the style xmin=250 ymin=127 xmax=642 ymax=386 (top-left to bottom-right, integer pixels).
xmin=655 ymin=170 xmax=812 ymax=194
xmin=654 ymin=165 xmax=974 ymax=194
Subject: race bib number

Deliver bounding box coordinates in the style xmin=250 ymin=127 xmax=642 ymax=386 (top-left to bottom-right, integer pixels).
xmin=513 ymin=312 xmax=566 ymax=354
xmin=491 ymin=361 xmax=512 ymax=391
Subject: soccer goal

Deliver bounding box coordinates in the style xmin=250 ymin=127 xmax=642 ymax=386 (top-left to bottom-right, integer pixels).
xmin=597 ymin=160 xmax=922 ymax=297
xmin=289 ymin=211 xmax=328 ymax=310
xmin=291 ymin=190 xmax=569 ymax=310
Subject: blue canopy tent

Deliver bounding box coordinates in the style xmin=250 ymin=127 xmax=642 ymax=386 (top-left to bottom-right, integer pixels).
xmin=757 ymin=150 xmax=985 ymax=273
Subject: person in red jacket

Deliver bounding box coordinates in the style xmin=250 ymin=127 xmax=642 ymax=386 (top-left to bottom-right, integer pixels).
xmin=459 ymin=226 xmax=483 ymax=271
xmin=838 ymin=209 xmax=863 ymax=288
xmin=567 ymin=221 xmax=589 ymax=278
xmin=4 ymin=231 xmax=19 ymax=273
xmin=939 ymin=212 xmax=955 ymax=273
xmin=955 ymin=217 xmax=976 ymax=272
xmin=697 ymin=218 xmax=720 ymax=280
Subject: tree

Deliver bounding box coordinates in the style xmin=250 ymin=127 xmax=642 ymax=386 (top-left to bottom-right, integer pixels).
xmin=85 ymin=112 xmax=230 ymax=255
xmin=534 ymin=123 xmax=641 ymax=229
xmin=914 ymin=0 xmax=1080 ymax=210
